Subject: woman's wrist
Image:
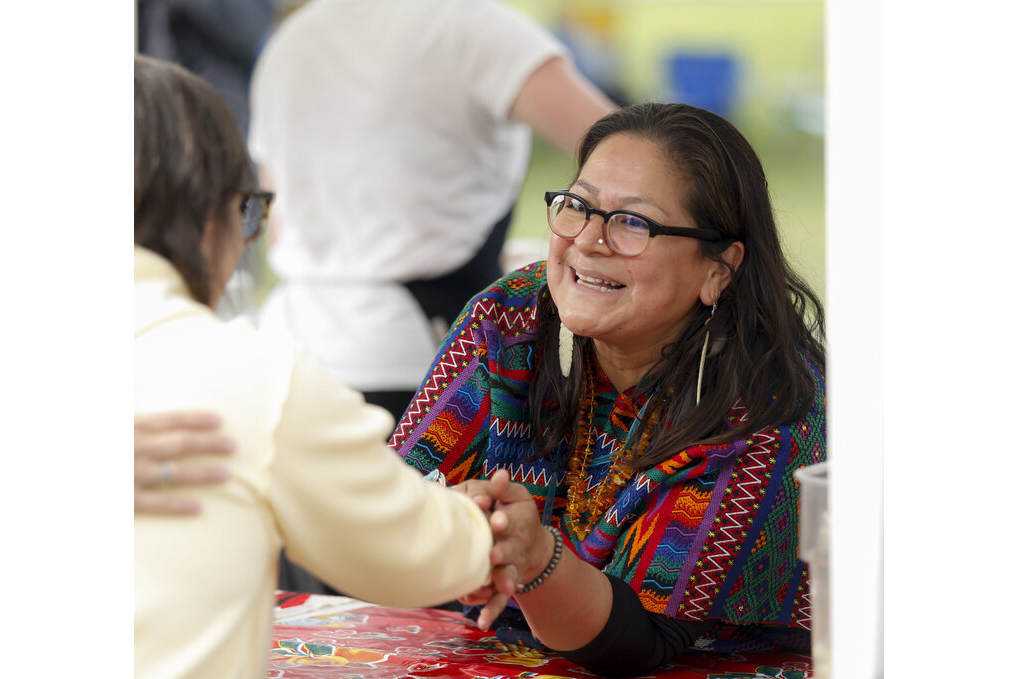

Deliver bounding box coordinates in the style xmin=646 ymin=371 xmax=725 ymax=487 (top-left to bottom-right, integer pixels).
xmin=517 ymin=525 xmax=563 ymax=594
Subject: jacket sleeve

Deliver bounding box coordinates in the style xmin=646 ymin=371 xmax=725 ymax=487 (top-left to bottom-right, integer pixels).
xmin=266 ymin=351 xmax=493 ymax=608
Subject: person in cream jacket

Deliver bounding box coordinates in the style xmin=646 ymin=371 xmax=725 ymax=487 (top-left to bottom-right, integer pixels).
xmin=134 ymin=55 xmax=496 ymax=679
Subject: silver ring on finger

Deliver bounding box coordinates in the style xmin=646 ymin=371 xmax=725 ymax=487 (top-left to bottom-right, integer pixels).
xmin=158 ymin=462 xmax=173 ymax=486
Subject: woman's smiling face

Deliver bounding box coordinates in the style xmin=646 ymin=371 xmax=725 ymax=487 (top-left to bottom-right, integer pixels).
xmin=546 ymin=133 xmax=717 ymax=357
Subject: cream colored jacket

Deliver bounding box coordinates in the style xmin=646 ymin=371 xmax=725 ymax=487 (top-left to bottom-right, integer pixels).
xmin=134 ymin=247 xmax=492 ymax=679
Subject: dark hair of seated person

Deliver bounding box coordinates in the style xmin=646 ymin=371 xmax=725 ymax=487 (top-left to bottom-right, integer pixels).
xmin=134 ymin=54 xmax=256 ymax=305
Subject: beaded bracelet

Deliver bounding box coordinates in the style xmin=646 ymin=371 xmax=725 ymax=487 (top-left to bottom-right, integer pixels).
xmin=517 ymin=525 xmax=563 ymax=594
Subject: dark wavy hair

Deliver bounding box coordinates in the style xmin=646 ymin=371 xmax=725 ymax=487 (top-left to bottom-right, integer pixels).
xmin=528 ymin=102 xmax=825 ymax=469
xmin=134 ymin=54 xmax=255 ymax=304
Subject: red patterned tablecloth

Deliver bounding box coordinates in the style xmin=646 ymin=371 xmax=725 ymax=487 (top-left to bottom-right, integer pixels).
xmin=269 ymin=592 xmax=812 ymax=679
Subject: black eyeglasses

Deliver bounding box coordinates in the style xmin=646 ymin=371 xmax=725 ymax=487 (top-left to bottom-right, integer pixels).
xmin=240 ymin=191 xmax=274 ymax=243
xmin=544 ymin=190 xmax=722 ymax=256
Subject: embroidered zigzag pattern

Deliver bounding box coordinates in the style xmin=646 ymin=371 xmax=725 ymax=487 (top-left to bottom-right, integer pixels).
xmin=471 ymin=299 xmax=537 ymax=334
xmin=684 ymin=432 xmax=776 ymax=616
xmin=490 ymin=417 xmax=530 ymax=439
xmin=509 ymin=462 xmax=552 ymax=487
xmin=632 ymin=472 xmax=657 ymax=494
xmin=481 ymin=458 xmax=553 ymax=488
xmin=796 ymin=577 xmax=813 ymax=629
xmin=604 ymin=471 xmax=655 ymax=527
xmin=393 ymin=333 xmax=476 ymax=441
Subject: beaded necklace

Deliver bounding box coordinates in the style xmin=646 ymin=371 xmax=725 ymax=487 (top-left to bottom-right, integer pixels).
xmin=561 ymin=359 xmax=659 ymax=541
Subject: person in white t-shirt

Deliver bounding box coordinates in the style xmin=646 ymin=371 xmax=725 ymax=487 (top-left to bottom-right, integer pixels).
xmin=247 ymin=0 xmax=616 ymax=425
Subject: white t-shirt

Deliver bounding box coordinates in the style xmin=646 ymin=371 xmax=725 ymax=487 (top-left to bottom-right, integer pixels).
xmin=248 ymin=0 xmax=566 ymax=391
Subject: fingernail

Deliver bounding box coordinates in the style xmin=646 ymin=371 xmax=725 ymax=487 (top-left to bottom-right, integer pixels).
xmin=210 ymin=467 xmax=231 ymax=481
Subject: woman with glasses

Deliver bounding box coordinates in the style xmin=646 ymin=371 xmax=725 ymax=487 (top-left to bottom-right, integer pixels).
xmin=390 ymin=102 xmax=827 ymax=677
xmin=133 ymin=55 xmax=517 ymax=679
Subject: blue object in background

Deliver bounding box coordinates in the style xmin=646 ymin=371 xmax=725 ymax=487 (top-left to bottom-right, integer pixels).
xmin=666 ymin=52 xmax=739 ymax=118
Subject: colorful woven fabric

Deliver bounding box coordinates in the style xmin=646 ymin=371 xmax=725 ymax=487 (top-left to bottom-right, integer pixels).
xmin=391 ymin=263 xmax=826 ymax=652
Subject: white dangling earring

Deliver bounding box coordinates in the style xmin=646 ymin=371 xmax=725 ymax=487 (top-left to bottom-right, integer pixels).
xmin=559 ymin=321 xmax=574 ymax=378
xmin=695 ymin=299 xmax=718 ymax=405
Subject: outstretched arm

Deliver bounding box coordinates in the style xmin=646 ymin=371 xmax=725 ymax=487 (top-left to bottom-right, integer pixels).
xmin=509 ymin=56 xmax=617 ymax=157
xmin=268 ymin=355 xmax=494 ymax=608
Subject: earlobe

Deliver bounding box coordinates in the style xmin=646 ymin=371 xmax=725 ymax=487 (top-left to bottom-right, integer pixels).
xmin=699 ymin=269 xmax=723 ymax=306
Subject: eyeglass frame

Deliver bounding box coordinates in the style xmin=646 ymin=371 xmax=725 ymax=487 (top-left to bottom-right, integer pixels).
xmin=240 ymin=190 xmax=274 ymax=244
xmin=544 ymin=190 xmax=724 ymax=255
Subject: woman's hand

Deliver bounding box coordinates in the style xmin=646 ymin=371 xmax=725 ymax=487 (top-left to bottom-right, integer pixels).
xmin=452 ymin=470 xmax=553 ymax=630
xmin=486 ymin=470 xmax=554 ymax=587
xmin=452 ymin=476 xmax=517 ymax=627
xmin=135 ymin=411 xmax=235 ymax=515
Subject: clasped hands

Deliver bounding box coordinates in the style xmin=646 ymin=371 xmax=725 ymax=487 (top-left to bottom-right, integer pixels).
xmin=135 ymin=412 xmax=552 ymax=631
xmin=452 ymin=469 xmax=556 ymax=631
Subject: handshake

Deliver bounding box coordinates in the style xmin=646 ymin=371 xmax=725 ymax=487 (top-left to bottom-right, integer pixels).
xmin=134 ymin=412 xmax=563 ymax=633
xmin=448 ymin=469 xmax=561 ymax=631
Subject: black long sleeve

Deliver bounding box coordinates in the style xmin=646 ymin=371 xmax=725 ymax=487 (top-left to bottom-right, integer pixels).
xmin=554 ymin=574 xmax=714 ymax=678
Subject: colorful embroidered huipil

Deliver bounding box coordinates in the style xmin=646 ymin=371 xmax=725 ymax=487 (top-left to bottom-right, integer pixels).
xmin=390 ymin=263 xmax=827 ymax=652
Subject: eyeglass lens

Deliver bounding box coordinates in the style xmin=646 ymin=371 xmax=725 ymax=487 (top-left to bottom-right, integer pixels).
xmin=241 ymin=195 xmax=267 ymax=242
xmin=547 ymin=194 xmax=650 ymax=256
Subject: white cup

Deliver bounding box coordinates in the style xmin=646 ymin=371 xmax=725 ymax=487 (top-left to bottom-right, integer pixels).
xmin=794 ymin=461 xmax=830 ymax=679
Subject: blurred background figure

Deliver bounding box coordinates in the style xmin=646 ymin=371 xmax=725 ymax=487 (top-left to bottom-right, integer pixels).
xmin=247 ymin=0 xmax=617 ymax=430
xmin=247 ymin=0 xmax=616 ymax=597
xmin=135 ymin=0 xmax=279 ymax=138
